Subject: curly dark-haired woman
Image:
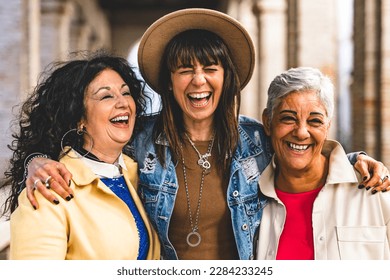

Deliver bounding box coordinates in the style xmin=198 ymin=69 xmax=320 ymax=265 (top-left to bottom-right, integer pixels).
xmin=1 ymin=52 xmax=160 ymax=259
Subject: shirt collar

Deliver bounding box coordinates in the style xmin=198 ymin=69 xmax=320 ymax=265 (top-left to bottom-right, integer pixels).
xmin=259 ymin=140 xmax=358 ymax=197
xmin=74 ymin=150 xmax=128 ymax=178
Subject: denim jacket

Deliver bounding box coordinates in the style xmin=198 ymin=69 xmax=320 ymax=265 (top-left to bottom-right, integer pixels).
xmin=128 ymin=115 xmax=273 ymax=260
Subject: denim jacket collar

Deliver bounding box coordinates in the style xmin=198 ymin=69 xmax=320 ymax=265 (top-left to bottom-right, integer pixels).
xmin=152 ymin=122 xmax=267 ymax=160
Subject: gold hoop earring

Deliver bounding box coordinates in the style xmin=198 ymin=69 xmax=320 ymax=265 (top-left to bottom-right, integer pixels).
xmin=60 ymin=128 xmax=93 ymax=159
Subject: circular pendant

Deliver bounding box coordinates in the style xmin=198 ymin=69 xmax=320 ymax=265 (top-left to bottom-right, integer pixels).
xmin=201 ymin=160 xmax=211 ymax=170
xmin=198 ymin=158 xmax=205 ymax=166
xmin=186 ymin=231 xmax=202 ymax=247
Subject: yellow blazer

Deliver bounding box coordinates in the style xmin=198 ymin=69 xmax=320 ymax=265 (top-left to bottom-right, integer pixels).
xmin=10 ymin=151 xmax=160 ymax=259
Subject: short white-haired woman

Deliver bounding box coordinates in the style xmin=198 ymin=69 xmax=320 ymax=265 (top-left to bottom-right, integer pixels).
xmin=256 ymin=67 xmax=390 ymax=260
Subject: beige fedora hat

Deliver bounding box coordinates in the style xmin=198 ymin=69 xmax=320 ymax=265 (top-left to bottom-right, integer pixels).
xmin=138 ymin=8 xmax=255 ymax=93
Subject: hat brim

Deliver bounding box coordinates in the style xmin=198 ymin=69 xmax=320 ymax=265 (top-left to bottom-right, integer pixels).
xmin=138 ymin=8 xmax=255 ymax=93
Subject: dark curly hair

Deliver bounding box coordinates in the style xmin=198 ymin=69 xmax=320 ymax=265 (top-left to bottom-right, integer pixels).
xmin=1 ymin=50 xmax=148 ymax=215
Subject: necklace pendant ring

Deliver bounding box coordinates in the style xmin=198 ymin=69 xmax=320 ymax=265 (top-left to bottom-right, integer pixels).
xmin=202 ymin=160 xmax=211 ymax=170
xmin=187 ymin=231 xmax=201 ymax=247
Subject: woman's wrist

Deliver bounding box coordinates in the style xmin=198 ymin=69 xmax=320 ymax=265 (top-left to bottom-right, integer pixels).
xmin=19 ymin=153 xmax=49 ymax=190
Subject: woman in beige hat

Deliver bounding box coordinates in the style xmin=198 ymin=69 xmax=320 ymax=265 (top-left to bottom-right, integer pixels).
xmin=21 ymin=8 xmax=389 ymax=260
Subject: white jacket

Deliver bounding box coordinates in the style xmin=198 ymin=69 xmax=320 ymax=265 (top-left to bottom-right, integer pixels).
xmin=256 ymin=140 xmax=390 ymax=260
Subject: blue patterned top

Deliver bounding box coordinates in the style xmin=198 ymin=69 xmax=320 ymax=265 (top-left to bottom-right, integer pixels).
xmin=100 ymin=176 xmax=149 ymax=260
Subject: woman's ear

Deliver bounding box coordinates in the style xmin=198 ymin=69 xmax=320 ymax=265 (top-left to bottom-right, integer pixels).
xmin=77 ymin=121 xmax=85 ymax=132
xmin=262 ymin=109 xmax=272 ymax=136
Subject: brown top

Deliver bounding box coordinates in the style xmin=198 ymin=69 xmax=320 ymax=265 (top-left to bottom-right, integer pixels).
xmin=168 ymin=138 xmax=239 ymax=259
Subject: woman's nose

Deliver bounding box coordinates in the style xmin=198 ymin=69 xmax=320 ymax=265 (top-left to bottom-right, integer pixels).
xmin=115 ymin=94 xmax=128 ymax=107
xmin=191 ymin=71 xmax=206 ymax=85
xmin=292 ymin=123 xmax=310 ymax=139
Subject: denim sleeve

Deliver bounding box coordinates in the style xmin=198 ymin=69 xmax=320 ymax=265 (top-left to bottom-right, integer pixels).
xmin=346 ymin=151 xmax=367 ymax=165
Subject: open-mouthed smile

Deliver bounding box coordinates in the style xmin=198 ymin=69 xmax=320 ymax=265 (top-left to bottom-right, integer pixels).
xmin=287 ymin=141 xmax=310 ymax=152
xmin=187 ymin=92 xmax=212 ymax=107
xmin=110 ymin=114 xmax=129 ymax=124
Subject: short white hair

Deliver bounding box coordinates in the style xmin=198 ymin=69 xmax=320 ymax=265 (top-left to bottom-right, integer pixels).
xmin=264 ymin=67 xmax=334 ymax=124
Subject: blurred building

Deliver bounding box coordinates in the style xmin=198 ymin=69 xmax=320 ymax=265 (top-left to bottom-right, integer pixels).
xmin=0 ymin=0 xmax=389 ymax=259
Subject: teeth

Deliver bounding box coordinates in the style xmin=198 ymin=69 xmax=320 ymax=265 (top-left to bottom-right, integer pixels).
xmin=111 ymin=116 xmax=129 ymax=122
xmin=192 ymin=99 xmax=208 ymax=107
xmin=188 ymin=92 xmax=211 ymax=99
xmin=288 ymin=142 xmax=309 ymax=151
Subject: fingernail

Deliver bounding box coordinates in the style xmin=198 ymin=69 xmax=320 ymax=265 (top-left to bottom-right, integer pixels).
xmin=65 ymin=195 xmax=72 ymax=201
xmin=33 ymin=205 xmax=37 ymax=210
xmin=371 ymin=190 xmax=377 ymax=194
xmin=366 ymin=186 xmax=371 ymax=190
xmin=382 ymin=189 xmax=388 ymax=193
xmin=70 ymin=194 xmax=74 ymax=199
xmin=53 ymin=199 xmax=59 ymax=205
xmin=68 ymin=180 xmax=71 ymax=186
xmin=363 ymin=176 xmax=368 ymax=181
xmin=358 ymin=184 xmax=365 ymax=189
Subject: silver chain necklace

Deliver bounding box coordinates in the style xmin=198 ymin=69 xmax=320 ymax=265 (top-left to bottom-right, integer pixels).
xmin=181 ymin=133 xmax=215 ymax=247
xmin=185 ymin=132 xmax=215 ymax=172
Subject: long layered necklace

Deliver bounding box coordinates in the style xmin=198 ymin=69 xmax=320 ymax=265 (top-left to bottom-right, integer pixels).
xmin=181 ymin=132 xmax=216 ymax=247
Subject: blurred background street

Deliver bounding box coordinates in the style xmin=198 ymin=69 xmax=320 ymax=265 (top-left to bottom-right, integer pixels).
xmin=1 ymin=0 xmax=389 ymax=259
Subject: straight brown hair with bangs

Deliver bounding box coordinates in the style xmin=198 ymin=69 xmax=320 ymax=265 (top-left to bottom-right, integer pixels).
xmin=153 ymin=29 xmax=242 ymax=175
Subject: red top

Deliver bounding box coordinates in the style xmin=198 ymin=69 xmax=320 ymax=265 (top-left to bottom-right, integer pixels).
xmin=275 ymin=186 xmax=323 ymax=260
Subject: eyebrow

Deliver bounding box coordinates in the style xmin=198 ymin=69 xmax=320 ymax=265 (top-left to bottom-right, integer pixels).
xmin=93 ymin=83 xmax=128 ymax=95
xmin=279 ymin=110 xmax=325 ymax=117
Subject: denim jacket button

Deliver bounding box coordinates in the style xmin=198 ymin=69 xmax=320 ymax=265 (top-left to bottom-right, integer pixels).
xmin=232 ymin=190 xmax=239 ymax=197
xmin=241 ymin=224 xmax=248 ymax=231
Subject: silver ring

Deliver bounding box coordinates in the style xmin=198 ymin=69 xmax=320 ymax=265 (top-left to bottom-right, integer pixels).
xmin=45 ymin=176 xmax=53 ymax=189
xmin=381 ymin=175 xmax=389 ymax=184
xmin=33 ymin=179 xmax=41 ymax=190
xmin=44 ymin=176 xmax=52 ymax=184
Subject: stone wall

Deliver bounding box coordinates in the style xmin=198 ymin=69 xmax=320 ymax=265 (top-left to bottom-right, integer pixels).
xmin=0 ymin=0 xmax=28 ymax=176
xmin=352 ymin=0 xmax=390 ymax=166
xmin=381 ymin=0 xmax=390 ymax=166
